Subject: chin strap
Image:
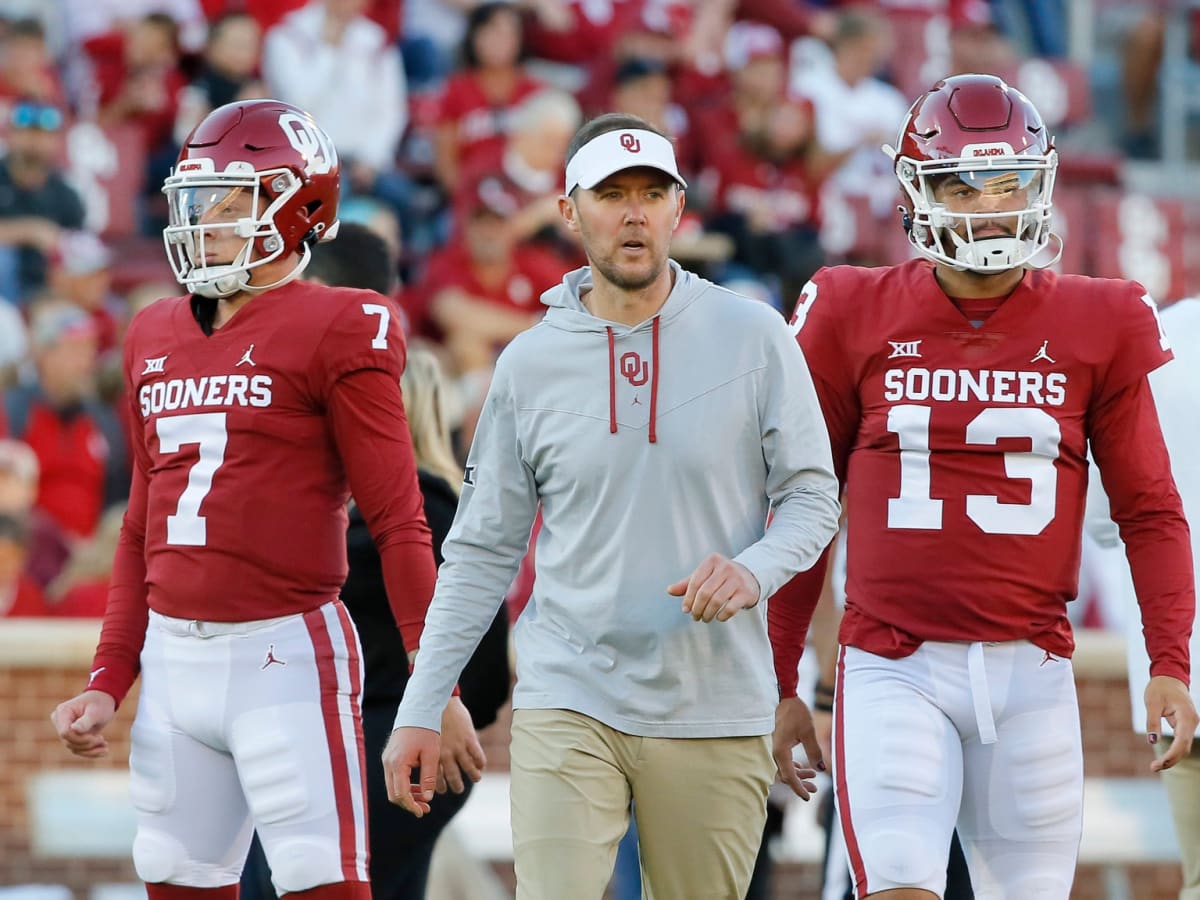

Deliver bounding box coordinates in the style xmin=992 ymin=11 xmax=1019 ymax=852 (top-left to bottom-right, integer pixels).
xmin=192 ymin=244 xmax=312 ymax=299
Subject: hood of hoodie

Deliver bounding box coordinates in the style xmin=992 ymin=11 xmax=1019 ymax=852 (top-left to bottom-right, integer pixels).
xmin=540 ymin=260 xmax=700 ymax=334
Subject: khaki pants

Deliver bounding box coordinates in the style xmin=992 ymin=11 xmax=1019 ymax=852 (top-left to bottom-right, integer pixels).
xmin=1158 ymin=736 xmax=1200 ymax=900
xmin=509 ymin=708 xmax=774 ymax=900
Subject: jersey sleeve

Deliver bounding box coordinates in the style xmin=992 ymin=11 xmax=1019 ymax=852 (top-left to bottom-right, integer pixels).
xmin=1097 ymin=282 xmax=1174 ymax=402
xmin=1090 ymin=377 xmax=1194 ymax=684
xmin=327 ymin=367 xmax=436 ymax=658
xmin=313 ymin=292 xmax=407 ymax=400
xmin=770 ymin=270 xmax=859 ymax=698
xmin=88 ymin=316 xmax=153 ymax=706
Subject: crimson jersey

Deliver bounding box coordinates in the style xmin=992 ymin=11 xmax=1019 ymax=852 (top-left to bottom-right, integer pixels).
xmin=772 ymin=259 xmax=1193 ymax=693
xmin=89 ymin=280 xmax=436 ymax=704
xmin=430 ymin=71 xmax=544 ymax=177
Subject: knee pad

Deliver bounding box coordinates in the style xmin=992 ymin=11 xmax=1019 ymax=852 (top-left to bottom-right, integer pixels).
xmin=861 ymin=818 xmax=945 ymax=890
xmin=133 ymin=828 xmax=189 ymax=884
xmin=266 ymin=837 xmax=343 ymax=894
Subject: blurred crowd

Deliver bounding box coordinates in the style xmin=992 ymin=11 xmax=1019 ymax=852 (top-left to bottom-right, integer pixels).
xmin=0 ymin=0 xmax=1193 ymax=621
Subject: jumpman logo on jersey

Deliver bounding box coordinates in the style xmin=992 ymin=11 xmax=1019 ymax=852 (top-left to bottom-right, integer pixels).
xmin=236 ymin=344 xmax=257 ymax=367
xmin=261 ymin=644 xmax=287 ymax=669
xmin=1030 ymin=340 xmax=1056 ymax=364
xmin=631 ymin=394 xmax=642 ymax=406
xmin=88 ymin=666 xmax=106 ymax=685
xmin=142 ymin=354 xmax=168 ymax=375
xmin=1040 ymin=650 xmax=1059 ymax=667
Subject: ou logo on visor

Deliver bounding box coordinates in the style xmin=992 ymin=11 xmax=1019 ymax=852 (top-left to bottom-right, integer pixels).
xmin=620 ymin=132 xmax=641 ymax=153
xmin=620 ymin=351 xmax=649 ymax=386
xmin=279 ymin=113 xmax=338 ymax=175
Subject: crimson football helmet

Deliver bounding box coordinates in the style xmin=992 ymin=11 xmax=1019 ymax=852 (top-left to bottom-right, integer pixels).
xmin=884 ymin=74 xmax=1061 ymax=273
xmin=162 ymin=99 xmax=341 ymax=298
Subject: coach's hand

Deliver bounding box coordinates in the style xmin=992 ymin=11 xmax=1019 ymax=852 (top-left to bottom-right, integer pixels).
xmin=382 ymin=726 xmax=441 ymax=817
xmin=1145 ymin=675 xmax=1198 ymax=772
xmin=50 ymin=690 xmax=116 ymax=759
xmin=668 ymin=554 xmax=761 ymax=623
xmin=772 ymin=697 xmax=824 ymax=801
xmin=438 ymin=695 xmax=487 ymax=795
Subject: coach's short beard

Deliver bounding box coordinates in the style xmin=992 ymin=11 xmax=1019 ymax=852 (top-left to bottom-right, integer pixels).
xmin=592 ymin=255 xmax=664 ymax=292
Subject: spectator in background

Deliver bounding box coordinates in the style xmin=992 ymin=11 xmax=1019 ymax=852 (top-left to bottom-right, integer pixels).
xmin=0 ymin=18 xmax=67 ymax=115
xmin=47 ymin=231 xmax=123 ymax=360
xmin=174 ymin=12 xmax=268 ymax=143
xmin=694 ymin=21 xmax=792 ymax=169
xmin=705 ymin=97 xmax=826 ymax=311
xmin=453 ymin=87 xmax=583 ymax=264
xmin=410 ymin=177 xmax=563 ymax=378
xmin=429 ymin=2 xmax=542 ymax=195
xmin=2 ymin=301 xmax=127 ymax=541
xmin=263 ymin=0 xmax=408 ymax=208
xmin=62 ymin=0 xmax=208 ymax=59
xmin=399 ymin=0 xmax=471 ymax=94
xmin=791 ymin=8 xmax=910 ymax=218
xmin=0 ymin=511 xmax=45 ymax=616
xmin=0 ymin=99 xmax=86 ymax=302
xmin=89 ymin=14 xmax=187 ymax=163
xmin=0 ymin=293 xmax=27 ymax=382
xmin=43 ymin=502 xmax=125 ymax=617
xmin=608 ymin=56 xmax=697 ymax=183
xmin=0 ymin=437 xmax=70 ymax=590
xmin=990 ymin=0 xmax=1067 ymax=58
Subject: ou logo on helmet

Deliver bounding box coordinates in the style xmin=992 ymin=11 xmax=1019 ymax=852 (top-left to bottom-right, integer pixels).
xmin=278 ymin=113 xmax=338 ymax=176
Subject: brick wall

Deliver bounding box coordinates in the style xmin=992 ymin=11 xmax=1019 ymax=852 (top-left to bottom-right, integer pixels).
xmin=1 ymin=623 xmax=1183 ymax=899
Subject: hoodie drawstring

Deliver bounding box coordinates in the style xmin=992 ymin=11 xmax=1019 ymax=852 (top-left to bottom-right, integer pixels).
xmin=606 ymin=318 xmax=660 ymax=444
xmin=606 ymin=325 xmax=618 ymax=434
xmin=648 ymin=315 xmax=659 ymax=443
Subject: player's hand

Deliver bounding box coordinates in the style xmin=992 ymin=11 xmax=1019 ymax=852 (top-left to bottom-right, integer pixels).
xmin=50 ymin=690 xmax=116 ymax=759
xmin=382 ymin=726 xmax=441 ymax=817
xmin=772 ymin=697 xmax=824 ymax=801
xmin=667 ymin=554 xmax=761 ymax=622
xmin=437 ymin=695 xmax=487 ymax=795
xmin=1144 ymin=675 xmax=1198 ymax=772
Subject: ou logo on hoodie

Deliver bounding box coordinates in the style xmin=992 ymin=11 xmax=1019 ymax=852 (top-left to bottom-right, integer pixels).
xmin=620 ymin=351 xmax=649 ymax=386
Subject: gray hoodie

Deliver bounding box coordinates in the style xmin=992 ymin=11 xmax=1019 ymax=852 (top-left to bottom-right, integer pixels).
xmin=395 ymin=261 xmax=840 ymax=737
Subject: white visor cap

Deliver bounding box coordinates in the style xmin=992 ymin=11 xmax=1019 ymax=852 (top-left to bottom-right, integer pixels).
xmin=565 ymin=128 xmax=687 ymax=195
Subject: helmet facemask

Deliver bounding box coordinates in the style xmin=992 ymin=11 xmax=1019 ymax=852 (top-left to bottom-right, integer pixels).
xmin=162 ymin=159 xmax=315 ymax=298
xmin=889 ymin=145 xmax=1061 ymax=273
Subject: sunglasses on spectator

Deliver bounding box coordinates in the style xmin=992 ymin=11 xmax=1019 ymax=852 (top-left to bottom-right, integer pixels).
xmin=10 ymin=103 xmax=63 ymax=131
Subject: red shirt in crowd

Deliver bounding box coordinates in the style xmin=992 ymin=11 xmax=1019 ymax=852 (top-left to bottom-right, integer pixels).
xmin=430 ymin=71 xmax=545 ymax=179
xmin=406 ymin=241 xmax=567 ymax=339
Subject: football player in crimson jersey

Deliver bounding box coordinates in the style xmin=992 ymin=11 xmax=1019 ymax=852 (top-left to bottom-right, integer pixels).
xmin=49 ymin=99 xmax=484 ymax=900
xmin=770 ymin=74 xmax=1198 ymax=899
